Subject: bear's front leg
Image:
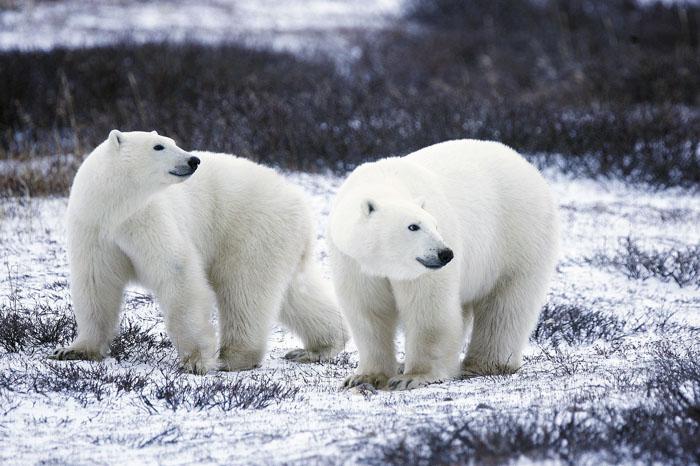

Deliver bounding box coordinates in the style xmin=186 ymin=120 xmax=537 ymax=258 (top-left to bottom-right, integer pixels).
xmin=332 ymin=251 xmax=398 ymax=390
xmin=50 ymin=240 xmax=131 ymax=362
xmin=388 ymin=276 xmax=462 ymax=391
xmin=150 ymin=260 xmax=218 ymax=375
xmin=118 ymin=212 xmax=219 ymax=374
xmin=341 ymin=298 xmax=398 ymax=390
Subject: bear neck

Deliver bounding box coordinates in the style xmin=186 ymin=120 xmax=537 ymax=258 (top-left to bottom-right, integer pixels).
xmin=70 ymin=148 xmax=158 ymax=228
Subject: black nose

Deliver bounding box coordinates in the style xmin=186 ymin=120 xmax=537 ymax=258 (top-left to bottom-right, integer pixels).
xmin=187 ymin=156 xmax=200 ymax=170
xmin=438 ymin=248 xmax=454 ymax=265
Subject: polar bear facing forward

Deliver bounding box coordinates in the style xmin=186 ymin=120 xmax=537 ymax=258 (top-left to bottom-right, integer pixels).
xmin=51 ymin=130 xmax=347 ymax=373
xmin=330 ymin=139 xmax=558 ymax=390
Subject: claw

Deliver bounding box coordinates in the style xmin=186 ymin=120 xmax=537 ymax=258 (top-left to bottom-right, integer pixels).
xmin=386 ymin=375 xmax=435 ymax=391
xmin=284 ymin=346 xmax=339 ymax=363
xmin=284 ymin=348 xmax=317 ymax=362
xmin=48 ymin=347 xmax=101 ymax=361
xmin=342 ymin=373 xmax=389 ymax=390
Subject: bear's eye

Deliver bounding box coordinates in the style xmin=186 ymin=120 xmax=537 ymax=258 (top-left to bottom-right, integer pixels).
xmin=408 ymin=224 xmax=420 ymax=231
xmin=153 ymin=144 xmax=165 ymax=151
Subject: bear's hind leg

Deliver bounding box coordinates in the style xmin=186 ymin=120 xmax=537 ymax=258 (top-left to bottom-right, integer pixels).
xmin=280 ymin=259 xmax=348 ymax=363
xmin=463 ymin=276 xmax=547 ymax=376
xmin=214 ymin=267 xmax=290 ymax=372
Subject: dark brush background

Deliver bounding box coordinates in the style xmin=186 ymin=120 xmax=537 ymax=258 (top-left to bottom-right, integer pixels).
xmin=1 ymin=0 xmax=698 ymax=193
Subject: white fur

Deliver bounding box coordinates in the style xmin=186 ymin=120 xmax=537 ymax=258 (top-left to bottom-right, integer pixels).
xmin=330 ymin=139 xmax=559 ymax=390
xmin=52 ymin=130 xmax=347 ymax=374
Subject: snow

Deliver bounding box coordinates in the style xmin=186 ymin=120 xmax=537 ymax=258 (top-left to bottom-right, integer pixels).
xmin=2 ymin=0 xmax=695 ymax=54
xmin=1 ymin=169 xmax=698 ymax=464
xmin=0 ymin=0 xmax=401 ymax=53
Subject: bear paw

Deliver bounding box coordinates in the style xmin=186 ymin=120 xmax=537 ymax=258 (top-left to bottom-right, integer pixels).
xmin=386 ymin=374 xmax=441 ymax=391
xmin=48 ymin=346 xmax=102 ymax=361
xmin=461 ymin=361 xmax=519 ymax=378
xmin=218 ymin=349 xmax=262 ymax=372
xmin=342 ymin=373 xmax=389 ymax=390
xmin=180 ymin=350 xmax=218 ymax=375
xmin=284 ymin=346 xmax=340 ymax=363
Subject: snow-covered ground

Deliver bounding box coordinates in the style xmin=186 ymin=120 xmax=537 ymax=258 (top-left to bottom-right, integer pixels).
xmin=0 ymin=0 xmax=401 ymax=52
xmin=1 ymin=169 xmax=698 ymax=464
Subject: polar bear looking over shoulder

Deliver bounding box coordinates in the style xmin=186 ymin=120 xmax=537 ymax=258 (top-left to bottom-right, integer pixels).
xmin=51 ymin=130 xmax=348 ymax=373
xmin=330 ymin=139 xmax=559 ymax=390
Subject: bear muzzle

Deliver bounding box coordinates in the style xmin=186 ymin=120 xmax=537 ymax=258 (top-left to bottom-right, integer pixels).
xmin=416 ymin=248 xmax=454 ymax=269
xmin=169 ymin=156 xmax=200 ymax=177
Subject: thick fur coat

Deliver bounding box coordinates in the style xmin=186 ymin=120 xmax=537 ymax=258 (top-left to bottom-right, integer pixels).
xmin=329 ymin=139 xmax=559 ymax=390
xmin=52 ymin=130 xmax=347 ymax=373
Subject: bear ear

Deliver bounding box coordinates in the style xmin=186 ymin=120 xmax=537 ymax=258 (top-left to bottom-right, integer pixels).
xmin=108 ymin=129 xmax=123 ymax=150
xmin=362 ymin=199 xmax=377 ymax=217
xmin=151 ymin=130 xmax=158 ymax=135
xmin=414 ymin=196 xmax=427 ymax=209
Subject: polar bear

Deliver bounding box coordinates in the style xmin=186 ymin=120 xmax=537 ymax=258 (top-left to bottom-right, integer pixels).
xmin=329 ymin=139 xmax=559 ymax=390
xmin=51 ymin=130 xmax=347 ymax=374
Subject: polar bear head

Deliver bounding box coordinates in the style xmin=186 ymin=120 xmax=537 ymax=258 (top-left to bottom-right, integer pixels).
xmin=105 ymin=129 xmax=200 ymax=188
xmin=331 ymin=197 xmax=454 ymax=280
